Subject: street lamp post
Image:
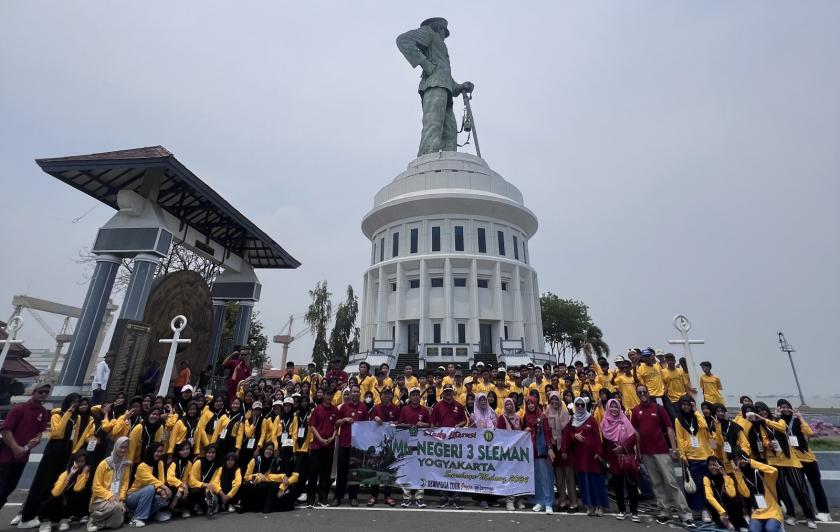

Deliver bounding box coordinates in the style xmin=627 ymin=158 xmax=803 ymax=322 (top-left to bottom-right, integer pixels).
xmin=778 ymin=332 xmax=807 ymax=407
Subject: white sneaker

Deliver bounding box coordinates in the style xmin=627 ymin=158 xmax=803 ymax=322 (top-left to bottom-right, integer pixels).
xmin=18 ymin=518 xmax=41 ymax=529
xmin=785 ymin=517 xmax=797 ymax=526
xmin=297 ymin=493 xmax=308 ymax=503
xmin=181 ymin=510 xmax=191 ymax=518
xmin=58 ymin=520 xmax=70 ymax=531
xmin=154 ymin=511 xmax=171 ymax=523
xmin=39 ymin=522 xmax=52 ymax=532
xmin=506 ymin=501 xmax=515 ymax=512
xmin=616 ymin=512 xmax=626 ymax=520
xmin=11 ymin=515 xmax=23 ymax=526
xmin=702 ymin=510 xmax=712 ymax=523
xmin=546 ymin=506 xmax=554 ymax=515
xmin=532 ymin=504 xmax=543 ymax=512
xmin=807 ymin=521 xmax=817 ymax=529
xmin=816 ymin=513 xmax=831 ymax=523
xmin=227 ymin=506 xmax=235 ymax=513
xmin=516 ymin=501 xmax=526 ymax=510
xmin=86 ymin=523 xmax=98 ymax=532
xmin=128 ymin=519 xmax=145 ymax=528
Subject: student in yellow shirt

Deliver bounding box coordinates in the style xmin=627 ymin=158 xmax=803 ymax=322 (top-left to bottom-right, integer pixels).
xmin=89 ymin=437 xmax=132 ymax=531
xmin=210 ymin=453 xmax=242 ymax=513
xmin=747 ymin=402 xmax=817 ymax=528
xmin=634 ymin=349 xmax=665 ymax=401
xmin=661 ymin=353 xmax=688 ymax=418
xmin=775 ymin=399 xmax=831 ymax=521
xmin=36 ymin=451 xmax=89 ymax=531
xmin=356 ymin=362 xmax=376 ymax=397
xmin=402 ymin=365 xmax=419 ymax=390
xmin=377 ymin=363 xmax=394 ymax=389
xmin=126 ymin=442 xmax=172 ymax=525
xmin=128 ymin=408 xmax=165 ymax=464
xmin=699 ymin=362 xmax=724 ymax=405
xmin=734 ymin=451 xmax=784 ymax=532
xmin=703 ymin=455 xmax=750 ymax=530
xmin=186 ymin=444 xmax=220 ymax=515
xmin=674 ymin=396 xmax=714 ymax=517
xmin=611 ymin=358 xmax=640 ymax=409
xmin=713 ymin=404 xmax=750 ymax=471
xmin=166 ymin=441 xmax=193 ymax=518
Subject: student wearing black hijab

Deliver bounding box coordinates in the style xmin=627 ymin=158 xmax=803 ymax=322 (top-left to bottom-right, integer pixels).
xmin=187 ymin=444 xmax=220 ymax=515
xmin=239 ymin=443 xmax=278 ymax=513
xmin=18 ymin=393 xmax=80 ymax=529
xmin=776 ymin=399 xmax=830 ymax=522
xmin=166 ymin=441 xmax=193 ymax=518
xmin=215 ymin=397 xmax=245 ymax=465
xmin=213 ymin=452 xmax=242 ymax=513
xmin=703 ymin=455 xmax=749 ymax=530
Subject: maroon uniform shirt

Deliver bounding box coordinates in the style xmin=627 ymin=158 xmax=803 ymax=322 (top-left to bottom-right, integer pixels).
xmin=631 ymin=400 xmax=673 ymax=455
xmin=431 ymin=399 xmax=465 ymax=428
xmin=337 ymin=401 xmax=368 ymax=448
xmin=399 ymin=403 xmax=430 ymax=426
xmin=0 ymin=399 xmax=49 ymax=463
xmin=308 ymin=403 xmax=338 ymax=450
xmin=373 ymin=403 xmax=401 ymax=423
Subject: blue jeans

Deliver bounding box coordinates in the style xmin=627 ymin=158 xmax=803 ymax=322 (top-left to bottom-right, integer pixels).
xmin=126 ymin=485 xmax=167 ymax=521
xmin=749 ymin=518 xmax=781 ymax=532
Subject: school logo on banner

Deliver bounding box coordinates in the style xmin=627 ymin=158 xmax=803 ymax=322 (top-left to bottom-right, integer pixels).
xmin=349 ymin=421 xmax=534 ymax=496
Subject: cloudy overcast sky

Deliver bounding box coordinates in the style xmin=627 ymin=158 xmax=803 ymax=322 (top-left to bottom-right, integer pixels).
xmin=1 ymin=2 xmax=838 ymax=401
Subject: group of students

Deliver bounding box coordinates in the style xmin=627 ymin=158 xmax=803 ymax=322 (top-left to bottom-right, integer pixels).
xmin=1 ymin=344 xmax=833 ymax=532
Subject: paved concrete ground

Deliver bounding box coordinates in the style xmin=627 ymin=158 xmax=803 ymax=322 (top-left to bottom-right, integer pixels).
xmin=2 ymin=490 xmax=838 ymax=532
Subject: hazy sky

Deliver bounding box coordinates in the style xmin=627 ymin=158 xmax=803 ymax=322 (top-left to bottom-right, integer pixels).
xmin=1 ymin=2 xmax=838 ymax=400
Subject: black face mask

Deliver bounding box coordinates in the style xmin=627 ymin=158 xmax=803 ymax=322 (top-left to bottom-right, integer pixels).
xmin=314 ymin=397 xmax=324 ymax=405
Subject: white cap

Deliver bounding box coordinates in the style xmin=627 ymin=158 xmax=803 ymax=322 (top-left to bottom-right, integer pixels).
xmin=181 ymin=384 xmax=194 ymax=393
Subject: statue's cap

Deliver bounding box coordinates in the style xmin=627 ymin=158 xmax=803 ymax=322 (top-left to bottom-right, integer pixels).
xmin=421 ymin=17 xmax=450 ymax=37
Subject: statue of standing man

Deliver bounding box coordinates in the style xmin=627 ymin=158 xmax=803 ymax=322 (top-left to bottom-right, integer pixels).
xmin=397 ymin=18 xmax=475 ymax=157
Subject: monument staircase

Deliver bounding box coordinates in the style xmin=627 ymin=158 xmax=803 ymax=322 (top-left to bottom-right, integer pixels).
xmin=393 ymin=352 xmax=420 ymax=376
xmin=473 ymin=352 xmax=498 ymax=368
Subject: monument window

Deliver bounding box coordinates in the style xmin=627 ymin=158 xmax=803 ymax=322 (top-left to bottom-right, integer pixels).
xmin=477 ymin=279 xmax=489 ymax=288
xmin=433 ymin=323 xmax=441 ymax=343
xmin=513 ymin=236 xmax=519 ymax=260
xmin=410 ymin=228 xmax=418 ymax=254
xmin=457 ymin=323 xmax=466 ymax=344
xmin=453 ymin=277 xmax=467 ymax=287
xmin=477 ymin=228 xmax=486 ymax=253
xmin=392 ymin=232 xmax=400 ymax=257
xmin=523 ymin=241 xmax=527 ymax=263
xmin=391 ymin=282 xmax=397 ymax=292
xmin=431 ymin=278 xmax=443 ymax=288
xmin=431 ymin=226 xmax=441 ymax=251
xmin=501 ymin=282 xmax=508 ymax=291
xmin=409 ymin=279 xmax=420 ymax=289
xmin=454 ymin=225 xmax=464 ymax=251
xmin=379 ymin=238 xmax=384 ymax=262
xmin=497 ymin=231 xmax=505 ymax=256
xmin=504 ymin=325 xmax=509 ymax=340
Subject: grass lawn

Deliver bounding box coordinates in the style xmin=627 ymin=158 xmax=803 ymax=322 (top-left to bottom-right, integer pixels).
xmin=811 ymin=437 xmax=840 ymax=451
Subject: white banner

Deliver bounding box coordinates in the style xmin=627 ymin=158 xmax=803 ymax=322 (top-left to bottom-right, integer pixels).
xmin=350 ymin=421 xmax=534 ymax=496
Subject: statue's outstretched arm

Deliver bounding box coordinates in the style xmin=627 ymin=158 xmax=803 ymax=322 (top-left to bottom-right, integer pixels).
xmin=396 ymin=27 xmax=435 ymax=73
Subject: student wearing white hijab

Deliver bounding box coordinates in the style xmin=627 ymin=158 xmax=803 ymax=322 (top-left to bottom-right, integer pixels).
xmin=88 ymin=436 xmax=131 ymax=531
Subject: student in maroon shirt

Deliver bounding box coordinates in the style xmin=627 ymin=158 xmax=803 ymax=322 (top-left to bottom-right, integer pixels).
xmin=333 ymin=384 xmax=367 ymax=507
xmin=368 ymin=387 xmax=401 ymax=507
xmin=306 ymin=390 xmax=338 ymax=507
xmin=431 ymin=385 xmax=466 ymax=509
xmin=398 ymin=388 xmax=430 ymax=508
xmin=631 ymin=384 xmax=694 ymax=527
xmin=0 ymin=382 xmax=50 ymax=513
xmin=325 ymin=358 xmax=349 ymax=387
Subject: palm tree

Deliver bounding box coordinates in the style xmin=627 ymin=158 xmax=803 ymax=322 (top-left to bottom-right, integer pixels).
xmin=571 ymin=325 xmax=610 ymax=361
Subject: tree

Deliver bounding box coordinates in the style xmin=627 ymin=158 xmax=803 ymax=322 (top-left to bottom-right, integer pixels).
xmin=329 ymin=285 xmax=359 ymax=367
xmin=305 ymin=281 xmax=333 ymax=370
xmin=540 ymin=293 xmax=609 ymax=364
xmin=219 ymin=303 xmax=268 ymax=369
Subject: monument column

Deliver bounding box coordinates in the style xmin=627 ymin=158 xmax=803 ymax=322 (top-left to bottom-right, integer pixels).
xmin=119 ymin=252 xmax=161 ymax=321
xmin=232 ymin=301 xmax=254 ymax=348
xmin=206 ymin=299 xmax=228 ymax=366
xmin=57 ymin=253 xmax=121 ymax=390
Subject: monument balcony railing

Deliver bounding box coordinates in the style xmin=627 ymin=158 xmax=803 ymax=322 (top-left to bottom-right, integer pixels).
xmin=420 ymin=342 xmax=477 ymax=367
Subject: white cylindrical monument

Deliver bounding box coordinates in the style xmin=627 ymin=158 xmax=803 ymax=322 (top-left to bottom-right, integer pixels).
xmin=358 ymin=151 xmax=545 ymax=370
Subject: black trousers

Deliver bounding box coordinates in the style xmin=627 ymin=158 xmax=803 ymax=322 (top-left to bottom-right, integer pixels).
xmin=294 ymin=452 xmax=309 ymax=489
xmin=705 ymin=493 xmax=748 ymax=529
xmin=37 ymin=491 xmax=87 ymax=522
xmin=307 ymin=448 xmax=333 ymax=504
xmin=610 ymin=473 xmax=639 ymax=514
xmin=334 ymin=446 xmax=358 ymax=501
xmin=800 ymin=460 xmax=829 ymax=514
xmin=0 ymin=461 xmax=27 ymax=511
xmin=776 ymin=466 xmax=815 ymax=520
xmin=370 ymin=484 xmax=392 ymax=499
xmin=21 ymin=441 xmax=71 ymax=521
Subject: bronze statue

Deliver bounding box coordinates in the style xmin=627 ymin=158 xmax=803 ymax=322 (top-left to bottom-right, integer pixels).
xmin=397 ymin=18 xmax=475 ymax=157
